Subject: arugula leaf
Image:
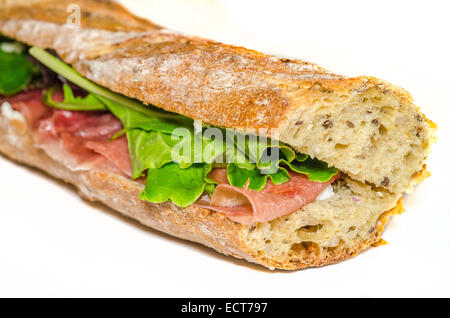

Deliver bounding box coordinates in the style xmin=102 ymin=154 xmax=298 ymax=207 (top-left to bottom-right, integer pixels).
xmin=0 ymin=50 xmax=35 ymax=96
xmin=225 ymin=133 xmax=299 ymax=189
xmin=226 ymin=163 xmax=267 ymax=190
xmin=97 ymin=95 xmax=192 ymax=135
xmin=233 ymin=132 xmax=297 ymax=166
xmin=268 ymin=167 xmax=292 ymax=184
xmin=244 ymin=138 xmax=337 ymax=183
xmin=43 ymin=84 xmax=108 ymax=111
xmin=140 ymin=162 xmax=212 ymax=207
xmin=285 ymin=157 xmax=339 ymax=182
xmin=204 ymin=183 xmax=216 ymax=196
xmin=226 ymin=163 xmax=291 ymax=190
xmin=226 ymin=156 xmax=337 ymax=190
xmin=225 ymin=132 xmax=337 ymax=189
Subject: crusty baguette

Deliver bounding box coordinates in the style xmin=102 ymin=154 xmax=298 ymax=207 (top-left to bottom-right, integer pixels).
xmin=1 ymin=104 xmax=407 ymax=270
xmin=0 ymin=0 xmax=436 ymax=194
xmin=0 ymin=0 xmax=434 ymax=269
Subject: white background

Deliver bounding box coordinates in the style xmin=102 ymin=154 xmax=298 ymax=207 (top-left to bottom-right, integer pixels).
xmin=1 ymin=0 xmax=449 ymax=297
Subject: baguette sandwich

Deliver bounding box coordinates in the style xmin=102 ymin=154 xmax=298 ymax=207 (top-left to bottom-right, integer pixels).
xmin=0 ymin=0 xmax=436 ymax=270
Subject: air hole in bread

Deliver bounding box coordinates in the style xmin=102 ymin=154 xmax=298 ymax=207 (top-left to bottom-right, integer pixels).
xmin=290 ymin=241 xmax=319 ymax=256
xmin=379 ymin=124 xmax=388 ymax=136
xmin=381 ymin=106 xmax=394 ymax=114
xmin=297 ymin=224 xmax=323 ymax=233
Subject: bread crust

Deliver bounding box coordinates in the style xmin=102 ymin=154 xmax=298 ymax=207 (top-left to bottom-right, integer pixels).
xmin=0 ymin=2 xmax=405 ymax=130
xmin=0 ymin=0 xmax=430 ymax=269
xmin=0 ymin=109 xmax=403 ymax=270
xmin=0 ymin=0 xmax=160 ymax=31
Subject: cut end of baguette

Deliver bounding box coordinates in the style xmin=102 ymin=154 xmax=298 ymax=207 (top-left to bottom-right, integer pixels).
xmin=240 ymin=177 xmax=403 ymax=270
xmin=279 ymin=78 xmax=437 ymax=194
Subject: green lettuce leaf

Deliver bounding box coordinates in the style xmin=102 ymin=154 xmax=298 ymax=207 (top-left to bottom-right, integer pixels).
xmin=125 ymin=127 xmax=228 ymax=178
xmin=172 ymin=128 xmax=229 ymax=168
xmin=140 ymin=162 xmax=212 ymax=207
xmin=224 ymin=133 xmax=337 ymax=188
xmin=0 ymin=50 xmax=35 ymax=96
xmin=226 ymin=163 xmax=290 ymax=190
xmin=43 ymin=84 xmax=108 ymax=111
xmin=226 ymin=163 xmax=267 ymax=190
xmin=99 ymin=96 xmax=227 ymax=177
xmin=127 ymin=129 xmax=179 ymax=179
xmin=285 ymin=157 xmax=339 ymax=182
xmin=97 ymin=95 xmax=193 ymax=135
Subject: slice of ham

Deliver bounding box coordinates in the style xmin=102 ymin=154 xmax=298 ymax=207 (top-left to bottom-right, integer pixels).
xmin=5 ymin=89 xmax=132 ymax=177
xmin=197 ymin=169 xmax=339 ymax=225
xmin=85 ymin=137 xmax=132 ymax=177
xmin=7 ymin=89 xmax=51 ymax=126
xmin=46 ymin=110 xmax=123 ymax=138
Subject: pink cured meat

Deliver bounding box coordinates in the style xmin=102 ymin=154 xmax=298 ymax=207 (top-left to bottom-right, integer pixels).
xmin=6 ymin=89 xmax=132 ymax=177
xmin=197 ymin=169 xmax=339 ymax=224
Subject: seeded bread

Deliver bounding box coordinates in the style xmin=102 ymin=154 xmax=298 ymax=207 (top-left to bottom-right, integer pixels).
xmin=0 ymin=0 xmax=435 ymax=269
xmin=0 ymin=0 xmax=436 ymax=194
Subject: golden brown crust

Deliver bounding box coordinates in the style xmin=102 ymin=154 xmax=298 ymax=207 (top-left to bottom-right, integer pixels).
xmin=0 ymin=0 xmax=160 ymax=31
xmin=0 ymin=0 xmax=410 ymax=131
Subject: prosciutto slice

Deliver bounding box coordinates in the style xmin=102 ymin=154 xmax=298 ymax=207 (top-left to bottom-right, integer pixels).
xmin=85 ymin=137 xmax=132 ymax=177
xmin=197 ymin=169 xmax=339 ymax=224
xmin=5 ymin=89 xmax=132 ymax=177
xmin=4 ymin=89 xmax=51 ymax=126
